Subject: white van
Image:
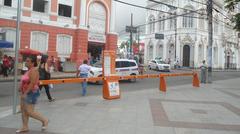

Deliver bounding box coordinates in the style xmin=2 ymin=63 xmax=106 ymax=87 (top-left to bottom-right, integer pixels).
xmin=89 ymin=59 xmax=139 ymax=84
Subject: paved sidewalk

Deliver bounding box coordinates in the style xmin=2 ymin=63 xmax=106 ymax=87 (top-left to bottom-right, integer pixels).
xmin=0 ymin=77 xmax=240 ymax=134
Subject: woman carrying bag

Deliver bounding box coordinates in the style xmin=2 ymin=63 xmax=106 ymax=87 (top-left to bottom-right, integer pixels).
xmin=39 ymin=55 xmax=55 ymax=102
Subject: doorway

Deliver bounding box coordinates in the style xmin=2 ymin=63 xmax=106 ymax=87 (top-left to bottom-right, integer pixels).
xmin=182 ymin=45 xmax=190 ymax=67
xmin=88 ymin=43 xmax=104 ymax=63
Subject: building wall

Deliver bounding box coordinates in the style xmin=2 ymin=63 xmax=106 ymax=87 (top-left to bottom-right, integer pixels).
xmin=144 ymin=0 xmax=239 ymax=69
xmin=0 ymin=0 xmax=118 ymax=64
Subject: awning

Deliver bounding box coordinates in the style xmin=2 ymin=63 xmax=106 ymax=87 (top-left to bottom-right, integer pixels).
xmin=0 ymin=40 xmax=13 ymax=48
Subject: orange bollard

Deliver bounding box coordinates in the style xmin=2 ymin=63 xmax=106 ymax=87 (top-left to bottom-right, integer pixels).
xmin=103 ymin=76 xmax=121 ymax=100
xmin=159 ymin=75 xmax=167 ymax=92
xmin=192 ymin=73 xmax=200 ymax=87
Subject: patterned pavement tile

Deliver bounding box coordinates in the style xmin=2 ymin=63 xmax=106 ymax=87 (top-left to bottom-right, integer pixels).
xmin=149 ymin=99 xmax=240 ymax=131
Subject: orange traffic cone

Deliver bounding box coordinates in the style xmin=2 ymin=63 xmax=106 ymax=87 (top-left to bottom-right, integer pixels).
xmin=159 ymin=76 xmax=167 ymax=92
xmin=192 ymin=73 xmax=200 ymax=87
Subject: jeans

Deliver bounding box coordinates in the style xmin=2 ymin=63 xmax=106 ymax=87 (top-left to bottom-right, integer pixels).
xmin=25 ymin=90 xmax=40 ymax=104
xmin=80 ymin=73 xmax=88 ymax=96
xmin=39 ymin=85 xmax=53 ymax=100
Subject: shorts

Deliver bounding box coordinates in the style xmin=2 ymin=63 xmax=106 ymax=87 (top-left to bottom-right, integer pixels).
xmin=24 ymin=90 xmax=40 ymax=104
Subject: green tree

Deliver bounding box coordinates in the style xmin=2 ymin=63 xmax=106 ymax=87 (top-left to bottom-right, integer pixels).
xmin=225 ymin=0 xmax=240 ymax=31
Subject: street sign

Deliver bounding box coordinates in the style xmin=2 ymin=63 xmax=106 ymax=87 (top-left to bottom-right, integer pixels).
xmin=155 ymin=33 xmax=164 ymax=39
xmin=126 ymin=26 xmax=137 ymax=33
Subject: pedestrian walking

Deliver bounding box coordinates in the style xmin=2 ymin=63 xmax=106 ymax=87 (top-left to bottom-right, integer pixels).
xmin=76 ymin=60 xmax=92 ymax=96
xmin=17 ymin=55 xmax=48 ymax=133
xmin=2 ymin=55 xmax=10 ymax=77
xmin=200 ymin=60 xmax=207 ymax=83
xmin=8 ymin=56 xmax=14 ymax=75
xmin=39 ymin=55 xmax=55 ymax=102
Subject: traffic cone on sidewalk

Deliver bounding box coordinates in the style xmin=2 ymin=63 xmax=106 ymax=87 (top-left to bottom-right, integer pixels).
xmin=193 ymin=73 xmax=200 ymax=87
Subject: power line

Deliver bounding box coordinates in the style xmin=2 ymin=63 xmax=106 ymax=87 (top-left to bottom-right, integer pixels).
xmin=114 ymin=0 xmax=172 ymax=14
xmin=149 ymin=0 xmax=204 ymax=15
xmin=190 ymin=0 xmax=207 ymax=6
xmin=118 ymin=12 xmax=207 ymax=36
xmin=213 ymin=8 xmax=232 ymax=20
xmin=137 ymin=9 xmax=206 ymax=27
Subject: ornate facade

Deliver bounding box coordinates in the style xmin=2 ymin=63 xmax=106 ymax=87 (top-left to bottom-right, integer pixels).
xmin=144 ymin=0 xmax=240 ymax=69
xmin=0 ymin=0 xmax=118 ymax=64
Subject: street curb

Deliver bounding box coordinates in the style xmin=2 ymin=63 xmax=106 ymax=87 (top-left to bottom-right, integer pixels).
xmin=0 ymin=76 xmax=76 ymax=83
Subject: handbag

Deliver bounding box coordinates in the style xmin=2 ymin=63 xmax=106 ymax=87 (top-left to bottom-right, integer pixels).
xmin=40 ymin=63 xmax=51 ymax=80
xmin=45 ymin=71 xmax=51 ymax=80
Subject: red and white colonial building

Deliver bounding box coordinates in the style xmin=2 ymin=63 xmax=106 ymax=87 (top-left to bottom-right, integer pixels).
xmin=0 ymin=0 xmax=118 ymax=64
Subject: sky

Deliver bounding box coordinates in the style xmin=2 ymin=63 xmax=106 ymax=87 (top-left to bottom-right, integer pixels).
xmin=115 ymin=0 xmax=147 ymax=34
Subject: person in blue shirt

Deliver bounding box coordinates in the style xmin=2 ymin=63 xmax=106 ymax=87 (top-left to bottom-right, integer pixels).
xmin=76 ymin=60 xmax=92 ymax=96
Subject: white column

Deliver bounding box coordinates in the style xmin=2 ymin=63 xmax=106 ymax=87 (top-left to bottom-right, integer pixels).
xmin=110 ymin=0 xmax=116 ymax=32
xmin=153 ymin=40 xmax=157 ymax=59
xmin=80 ymin=0 xmax=87 ymax=28
xmin=144 ymin=40 xmax=149 ymax=65
xmin=176 ymin=35 xmax=181 ymax=61
xmin=194 ymin=42 xmax=199 ymax=68
xmin=220 ymin=47 xmax=225 ymax=69
xmin=237 ymin=50 xmax=240 ymax=69
xmin=204 ymin=44 xmax=207 ymax=61
xmin=163 ymin=39 xmax=167 ymax=61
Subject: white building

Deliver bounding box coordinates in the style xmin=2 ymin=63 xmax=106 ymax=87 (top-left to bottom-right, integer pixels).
xmin=144 ymin=0 xmax=240 ymax=69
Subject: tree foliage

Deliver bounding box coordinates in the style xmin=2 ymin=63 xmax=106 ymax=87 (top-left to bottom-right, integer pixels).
xmin=225 ymin=0 xmax=240 ymax=31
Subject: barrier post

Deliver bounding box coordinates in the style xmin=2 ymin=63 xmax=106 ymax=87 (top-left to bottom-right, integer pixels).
xmin=159 ymin=74 xmax=166 ymax=92
xmin=102 ymin=51 xmax=120 ymax=100
xmin=192 ymin=73 xmax=200 ymax=87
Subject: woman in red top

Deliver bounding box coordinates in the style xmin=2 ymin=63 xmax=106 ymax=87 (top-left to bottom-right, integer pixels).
xmin=2 ymin=55 xmax=9 ymax=77
xmin=16 ymin=56 xmax=49 ymax=133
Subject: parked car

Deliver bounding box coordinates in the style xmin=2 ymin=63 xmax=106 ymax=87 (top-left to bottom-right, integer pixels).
xmin=89 ymin=59 xmax=139 ymax=84
xmin=148 ymin=59 xmax=170 ymax=72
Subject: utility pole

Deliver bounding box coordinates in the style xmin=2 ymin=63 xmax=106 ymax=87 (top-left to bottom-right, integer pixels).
xmin=207 ymin=0 xmax=213 ymax=83
xmin=174 ymin=12 xmax=177 ymax=61
xmin=130 ymin=13 xmax=133 ymax=58
xmin=126 ymin=13 xmax=137 ymax=59
xmin=13 ymin=0 xmax=22 ymax=114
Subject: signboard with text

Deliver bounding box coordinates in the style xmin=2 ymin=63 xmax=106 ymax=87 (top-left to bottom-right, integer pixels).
xmin=155 ymin=33 xmax=164 ymax=39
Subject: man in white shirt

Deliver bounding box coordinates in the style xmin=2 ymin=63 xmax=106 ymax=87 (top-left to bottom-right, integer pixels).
xmin=200 ymin=60 xmax=207 ymax=83
xmin=76 ymin=60 xmax=91 ymax=96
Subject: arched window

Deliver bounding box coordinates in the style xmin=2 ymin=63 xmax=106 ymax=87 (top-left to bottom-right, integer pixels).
xmin=214 ymin=15 xmax=219 ymax=34
xmin=30 ymin=31 xmax=48 ymax=52
xmin=149 ymin=15 xmax=155 ymax=33
xmin=156 ymin=44 xmax=163 ymax=58
xmin=169 ymin=15 xmax=176 ymax=30
xmin=57 ymin=34 xmax=72 ymax=58
xmin=88 ymin=2 xmax=107 ymax=43
xmin=148 ymin=45 xmax=153 ymax=60
xmin=198 ymin=44 xmax=204 ymax=63
xmin=214 ymin=46 xmax=218 ymax=64
xmin=198 ymin=9 xmax=205 ymax=30
xmin=182 ymin=6 xmax=194 ymax=28
xmin=159 ymin=15 xmax=165 ymax=31
xmin=159 ymin=16 xmax=162 ymax=31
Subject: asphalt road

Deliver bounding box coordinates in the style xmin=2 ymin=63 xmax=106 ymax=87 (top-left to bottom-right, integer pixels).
xmin=0 ymin=70 xmax=240 ymax=107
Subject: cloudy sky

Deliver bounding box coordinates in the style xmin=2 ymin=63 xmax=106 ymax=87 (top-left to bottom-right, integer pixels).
xmin=115 ymin=0 xmax=147 ymax=34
